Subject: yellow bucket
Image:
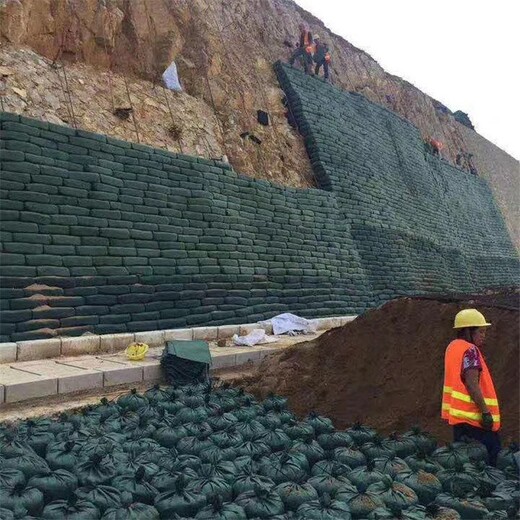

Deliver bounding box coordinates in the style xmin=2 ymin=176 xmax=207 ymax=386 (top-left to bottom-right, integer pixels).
xmin=125 ymin=342 xmax=149 ymax=361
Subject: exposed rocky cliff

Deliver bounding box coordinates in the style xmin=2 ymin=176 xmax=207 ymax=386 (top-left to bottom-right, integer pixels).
xmin=1 ymin=0 xmax=518 ymax=244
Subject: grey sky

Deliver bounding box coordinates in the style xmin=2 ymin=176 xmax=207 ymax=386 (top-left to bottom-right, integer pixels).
xmin=294 ymin=0 xmax=520 ymax=160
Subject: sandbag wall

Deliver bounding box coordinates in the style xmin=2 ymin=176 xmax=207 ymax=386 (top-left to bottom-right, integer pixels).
xmin=0 ymin=111 xmax=370 ymax=342
xmin=275 ymin=62 xmax=518 ymax=298
xmin=1 ymin=67 xmax=518 ymax=342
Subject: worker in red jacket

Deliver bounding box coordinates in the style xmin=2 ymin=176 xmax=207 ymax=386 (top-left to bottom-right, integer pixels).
xmin=441 ymin=309 xmax=501 ymax=465
xmin=289 ymin=23 xmax=313 ymax=74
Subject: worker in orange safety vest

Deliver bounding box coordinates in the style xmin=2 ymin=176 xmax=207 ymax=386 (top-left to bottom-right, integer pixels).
xmin=441 ymin=309 xmax=501 ymax=465
xmin=289 ymin=23 xmax=314 ymax=74
xmin=313 ymin=35 xmax=331 ymax=81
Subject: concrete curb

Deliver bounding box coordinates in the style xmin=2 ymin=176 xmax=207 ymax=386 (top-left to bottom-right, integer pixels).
xmin=0 ymin=315 xmax=357 ymax=406
xmin=0 ymin=315 xmax=357 ymax=364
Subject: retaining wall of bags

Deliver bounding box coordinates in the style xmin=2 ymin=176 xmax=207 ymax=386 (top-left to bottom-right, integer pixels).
xmin=0 ymin=69 xmax=517 ymax=341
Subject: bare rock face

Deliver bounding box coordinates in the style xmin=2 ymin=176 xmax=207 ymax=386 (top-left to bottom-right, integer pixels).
xmin=1 ymin=0 xmax=518 ymax=244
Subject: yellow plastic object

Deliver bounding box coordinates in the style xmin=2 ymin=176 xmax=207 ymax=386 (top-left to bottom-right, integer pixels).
xmin=125 ymin=342 xmax=149 ymax=361
xmin=453 ymin=309 xmax=491 ymax=329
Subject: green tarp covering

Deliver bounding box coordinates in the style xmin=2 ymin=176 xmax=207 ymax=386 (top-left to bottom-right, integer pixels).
xmin=165 ymin=340 xmax=212 ymax=365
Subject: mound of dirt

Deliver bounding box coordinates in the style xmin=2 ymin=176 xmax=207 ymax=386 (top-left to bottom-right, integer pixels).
xmin=238 ymin=292 xmax=519 ymax=442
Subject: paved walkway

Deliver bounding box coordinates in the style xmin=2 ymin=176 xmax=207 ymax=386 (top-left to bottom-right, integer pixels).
xmin=0 ymin=332 xmax=324 ymax=406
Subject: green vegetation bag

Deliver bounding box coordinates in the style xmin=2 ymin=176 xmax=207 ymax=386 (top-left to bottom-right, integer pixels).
xmin=259 ymin=429 xmax=292 ymax=452
xmin=305 ymin=412 xmax=335 ymax=435
xmin=368 ymin=475 xmax=419 ymax=510
xmin=144 ymin=385 xmax=171 ymax=405
xmin=435 ymin=485 xmax=489 ymax=519
xmin=455 ymin=440 xmax=489 ymax=465
xmin=275 ymin=480 xmax=319 ymax=511
xmin=317 ymin=431 xmax=354 ymax=450
xmin=176 ymin=431 xmax=213 ymax=456
xmin=28 ymin=469 xmax=78 ymax=502
xmin=0 ymin=483 xmax=44 ymax=517
xmin=41 ymin=496 xmax=100 ymax=519
xmin=307 ymin=475 xmax=345 ymax=496
xmin=111 ymin=467 xmax=157 ymax=505
xmin=436 ymin=463 xmax=479 ymax=493
xmin=234 ymin=419 xmax=266 ymax=441
xmin=259 ymin=452 xmax=308 ymax=484
xmin=207 ymin=409 xmax=238 ymax=432
xmin=383 ymin=434 xmax=418 ymax=459
xmin=151 ymin=467 xmax=198 ymax=493
xmin=45 ymin=441 xmax=78 ymax=471
xmin=402 ymin=427 xmax=437 ymax=455
xmin=373 ymin=455 xmax=410 ymax=478
xmin=424 ymin=503 xmax=461 ymax=520
xmin=395 ymin=469 xmax=443 ymax=505
xmin=232 ymin=471 xmax=275 ymax=498
xmin=348 ymin=461 xmax=386 ymax=487
xmin=3 ymin=453 xmax=50 ymax=480
xmin=101 ymin=492 xmax=158 ymax=519
xmin=291 ymin=437 xmax=325 ymax=465
xmin=262 ymin=394 xmax=289 ymax=412
xmin=334 ymin=446 xmax=367 ymax=469
xmin=195 ymin=496 xmax=247 ymax=520
xmin=153 ymin=424 xmax=188 ymax=448
xmin=311 ymin=452 xmax=351 ymax=478
xmin=76 ymin=454 xmax=116 ymax=487
xmin=0 ymin=469 xmax=25 ymax=490
xmin=153 ymin=478 xmax=206 ymax=518
xmin=75 ymin=485 xmax=121 ymax=513
xmin=187 ymin=464 xmax=232 ymax=502
xmin=117 ymin=389 xmax=149 ymax=412
xmin=237 ymin=440 xmax=271 ymax=459
xmin=257 ymin=412 xmax=283 ymax=430
xmin=496 ymin=444 xmax=519 ymax=474
xmin=346 ymin=423 xmax=377 ymax=446
xmin=235 ymin=485 xmax=285 ymax=519
xmin=283 ymin=420 xmax=315 ymax=441
xmin=367 ymin=505 xmax=431 ymax=519
xmin=296 ymin=492 xmax=352 ymax=519
xmin=341 ymin=483 xmax=385 ymax=519
xmin=469 ymin=461 xmax=506 ymax=488
xmin=211 ymin=429 xmax=244 ymax=449
xmin=432 ymin=445 xmax=470 ymax=470
xmin=17 ymin=421 xmax=55 ymax=458
xmin=361 ymin=436 xmax=396 ymax=461
xmin=405 ymin=452 xmax=443 ymax=474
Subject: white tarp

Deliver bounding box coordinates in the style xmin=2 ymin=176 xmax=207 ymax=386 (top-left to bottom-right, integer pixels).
xmin=162 ymin=61 xmax=182 ymax=92
xmin=232 ymin=329 xmax=279 ymax=347
xmin=261 ymin=312 xmax=318 ymax=336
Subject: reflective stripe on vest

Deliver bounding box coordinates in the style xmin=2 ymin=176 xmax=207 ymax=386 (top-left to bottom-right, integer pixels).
xmin=441 ymin=339 xmax=500 ymax=431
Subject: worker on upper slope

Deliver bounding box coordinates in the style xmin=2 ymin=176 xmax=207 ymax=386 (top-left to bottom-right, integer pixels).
xmin=313 ymin=35 xmax=331 ymax=81
xmin=441 ymin=309 xmax=501 ymax=465
xmin=289 ymin=23 xmax=314 ymax=75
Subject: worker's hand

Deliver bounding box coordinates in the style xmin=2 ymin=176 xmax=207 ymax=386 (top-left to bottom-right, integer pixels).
xmin=481 ymin=411 xmax=493 ymax=431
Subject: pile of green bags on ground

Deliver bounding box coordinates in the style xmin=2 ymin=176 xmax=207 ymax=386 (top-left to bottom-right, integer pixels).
xmin=0 ymin=383 xmax=518 ymax=519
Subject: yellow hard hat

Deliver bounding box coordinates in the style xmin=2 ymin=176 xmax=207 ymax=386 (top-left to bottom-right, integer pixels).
xmin=453 ymin=309 xmax=491 ymax=329
xmin=125 ymin=342 xmax=149 ymax=361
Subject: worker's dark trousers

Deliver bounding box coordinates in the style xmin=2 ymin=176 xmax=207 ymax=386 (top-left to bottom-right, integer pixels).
xmin=289 ymin=47 xmax=312 ymax=74
xmin=314 ymin=59 xmax=329 ymax=79
xmin=453 ymin=423 xmax=501 ymax=466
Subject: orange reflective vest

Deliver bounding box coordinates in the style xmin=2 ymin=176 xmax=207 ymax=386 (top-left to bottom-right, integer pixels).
xmin=441 ymin=339 xmax=500 ymax=431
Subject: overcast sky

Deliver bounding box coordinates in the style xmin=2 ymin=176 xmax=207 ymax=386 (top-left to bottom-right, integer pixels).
xmin=294 ymin=0 xmax=520 ymax=160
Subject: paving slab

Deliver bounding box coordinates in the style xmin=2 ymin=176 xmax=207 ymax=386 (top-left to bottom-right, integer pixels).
xmin=61 ymin=335 xmax=101 ymax=357
xmin=163 ymin=328 xmax=193 ymax=341
xmin=0 ymin=366 xmax=57 ymax=403
xmin=17 ymin=338 xmax=61 ymax=361
xmin=0 ymin=385 xmax=4 ymax=404
xmin=134 ymin=330 xmax=165 ymax=348
xmin=0 ymin=343 xmax=17 ymax=364
xmin=99 ymin=333 xmax=135 ymax=353
xmin=192 ymin=326 xmax=218 ymax=341
xmin=217 ymin=325 xmax=240 ymax=339
xmin=14 ymin=360 xmax=103 ymax=394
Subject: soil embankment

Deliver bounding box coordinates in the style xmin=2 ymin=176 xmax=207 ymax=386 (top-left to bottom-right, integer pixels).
xmin=238 ymin=289 xmax=519 ymax=442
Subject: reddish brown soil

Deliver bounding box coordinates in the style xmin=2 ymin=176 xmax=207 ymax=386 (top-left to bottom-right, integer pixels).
xmin=238 ymin=291 xmax=519 ymax=443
